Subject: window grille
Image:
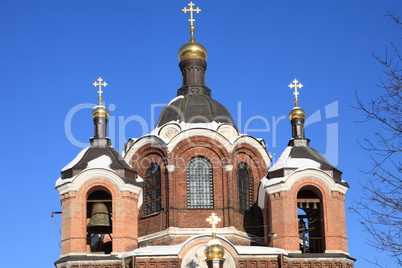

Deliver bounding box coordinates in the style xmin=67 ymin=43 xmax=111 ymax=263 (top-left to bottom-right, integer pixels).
xmin=187 ymin=157 xmax=213 ymax=209
xmin=144 ymin=163 xmax=162 ymax=215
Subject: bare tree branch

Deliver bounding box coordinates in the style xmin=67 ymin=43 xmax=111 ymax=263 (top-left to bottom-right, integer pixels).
xmin=351 ymin=11 xmax=402 ymax=267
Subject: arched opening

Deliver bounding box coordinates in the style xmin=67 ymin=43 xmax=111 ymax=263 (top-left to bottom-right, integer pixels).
xmin=297 ymin=187 xmax=324 ymax=253
xmin=238 ymin=162 xmax=252 ymax=212
xmin=187 ymin=156 xmax=213 ymax=209
xmin=144 ymin=162 xmax=162 ymax=216
xmin=86 ymin=189 xmax=112 ymax=253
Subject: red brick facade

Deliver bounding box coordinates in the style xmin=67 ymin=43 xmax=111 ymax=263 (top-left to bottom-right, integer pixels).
xmin=128 ymin=133 xmax=269 ymax=246
xmin=264 ymin=170 xmax=349 ymax=254
xmin=59 ymin=174 xmax=140 ymax=256
xmin=56 ymin=130 xmax=354 ymax=267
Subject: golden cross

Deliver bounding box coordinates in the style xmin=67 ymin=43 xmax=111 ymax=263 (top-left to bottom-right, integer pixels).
xmin=93 ymin=77 xmax=108 ymax=105
xmin=206 ymin=213 xmax=221 ymax=233
xmin=182 ymin=1 xmax=201 ymax=26
xmin=288 ymin=78 xmax=303 ymax=106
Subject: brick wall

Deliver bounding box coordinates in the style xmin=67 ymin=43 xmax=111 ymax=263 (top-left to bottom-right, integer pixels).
xmin=60 ymin=177 xmax=140 ymax=255
xmin=265 ymin=176 xmax=348 ymax=253
xmin=129 ymin=135 xmax=268 ymax=245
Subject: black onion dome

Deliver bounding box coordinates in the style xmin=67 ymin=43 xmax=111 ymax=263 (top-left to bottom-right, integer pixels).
xmin=156 ymin=24 xmax=237 ymax=129
xmin=156 ymin=93 xmax=236 ymax=128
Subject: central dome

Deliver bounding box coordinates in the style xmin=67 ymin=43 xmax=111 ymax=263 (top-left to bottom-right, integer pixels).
xmin=156 ymin=94 xmax=236 ymax=128
xmin=155 ymin=23 xmax=236 ymax=129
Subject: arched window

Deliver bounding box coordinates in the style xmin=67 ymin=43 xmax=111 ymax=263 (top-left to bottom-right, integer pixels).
xmin=297 ymin=188 xmax=324 ymax=253
xmin=144 ymin=163 xmax=162 ymax=215
xmin=238 ymin=162 xmax=252 ymax=212
xmin=187 ymin=157 xmax=213 ymax=209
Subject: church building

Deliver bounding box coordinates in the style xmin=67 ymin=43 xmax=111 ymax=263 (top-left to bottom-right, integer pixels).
xmin=54 ymin=2 xmax=355 ymax=267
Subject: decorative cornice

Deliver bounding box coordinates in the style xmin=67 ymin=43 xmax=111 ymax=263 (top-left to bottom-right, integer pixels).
xmin=177 ymin=86 xmax=211 ymax=96
xmin=56 ymin=168 xmax=143 ymax=208
xmin=263 ymin=169 xmax=349 ymax=196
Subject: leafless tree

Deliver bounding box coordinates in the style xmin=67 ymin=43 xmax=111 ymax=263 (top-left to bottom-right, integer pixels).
xmin=351 ymin=10 xmax=402 ymax=267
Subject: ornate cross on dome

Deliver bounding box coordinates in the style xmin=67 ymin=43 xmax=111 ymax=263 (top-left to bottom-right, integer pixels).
xmin=182 ymin=2 xmax=201 ymax=26
xmin=288 ymin=78 xmax=303 ymax=107
xmin=93 ymin=77 xmax=108 ymax=105
xmin=206 ymin=213 xmax=221 ymax=233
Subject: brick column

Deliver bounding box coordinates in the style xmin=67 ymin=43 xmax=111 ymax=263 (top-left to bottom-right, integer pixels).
xmin=269 ymin=191 xmax=299 ymax=251
xmin=166 ymin=164 xmax=176 ymax=227
xmin=224 ymin=165 xmax=234 ymax=226
xmin=324 ymin=191 xmax=348 ymax=252
xmin=113 ymin=191 xmax=139 ymax=252
xmin=60 ymin=191 xmax=87 ymax=255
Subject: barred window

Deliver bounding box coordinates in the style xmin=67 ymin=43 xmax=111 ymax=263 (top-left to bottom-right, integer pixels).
xmin=238 ymin=162 xmax=252 ymax=212
xmin=187 ymin=157 xmax=213 ymax=209
xmin=144 ymin=163 xmax=162 ymax=215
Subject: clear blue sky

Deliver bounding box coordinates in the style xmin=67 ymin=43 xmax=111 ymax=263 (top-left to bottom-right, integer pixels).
xmin=1 ymin=1 xmax=401 ymax=267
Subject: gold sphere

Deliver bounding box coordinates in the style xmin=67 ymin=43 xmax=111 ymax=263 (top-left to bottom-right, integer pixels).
xmin=178 ymin=41 xmax=208 ymax=62
xmin=289 ymin=106 xmax=306 ymax=120
xmin=205 ymin=243 xmax=225 ymax=261
xmin=92 ymin=105 xmax=109 ymax=118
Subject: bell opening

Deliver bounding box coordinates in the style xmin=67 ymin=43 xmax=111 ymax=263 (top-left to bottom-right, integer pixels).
xmin=87 ymin=190 xmax=113 ymax=253
xmin=87 ymin=190 xmax=112 ymax=235
xmin=297 ymin=187 xmax=324 ymax=253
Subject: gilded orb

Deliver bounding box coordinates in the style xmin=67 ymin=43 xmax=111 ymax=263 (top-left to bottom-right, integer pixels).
xmin=204 ymin=243 xmax=225 ymax=261
xmin=92 ymin=105 xmax=109 ymax=118
xmin=178 ymin=41 xmax=208 ymax=62
xmin=289 ymin=106 xmax=306 ymax=120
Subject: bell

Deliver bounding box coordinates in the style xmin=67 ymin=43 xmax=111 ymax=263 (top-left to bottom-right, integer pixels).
xmin=313 ymin=202 xmax=318 ymax=210
xmin=305 ymin=202 xmax=310 ymax=209
xmin=87 ymin=202 xmax=112 ymax=234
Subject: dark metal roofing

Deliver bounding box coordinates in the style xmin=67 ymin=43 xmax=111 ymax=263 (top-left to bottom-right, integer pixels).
xmin=61 ymin=146 xmax=140 ymax=186
xmin=156 ymin=94 xmax=237 ymax=128
xmin=267 ymin=142 xmax=346 ymax=185
xmin=289 ymin=146 xmax=335 ymax=170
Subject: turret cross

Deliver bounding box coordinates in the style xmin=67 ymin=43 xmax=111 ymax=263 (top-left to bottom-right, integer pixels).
xmin=206 ymin=213 xmax=221 ymax=233
xmin=93 ymin=77 xmax=108 ymax=105
xmin=182 ymin=2 xmax=201 ymax=26
xmin=288 ymin=78 xmax=303 ymax=106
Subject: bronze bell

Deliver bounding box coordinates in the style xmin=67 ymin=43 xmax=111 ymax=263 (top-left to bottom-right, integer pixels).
xmin=87 ymin=202 xmax=112 ymax=234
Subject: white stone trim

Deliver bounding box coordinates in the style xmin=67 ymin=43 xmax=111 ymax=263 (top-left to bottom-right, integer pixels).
xmin=233 ymin=135 xmax=271 ymax=167
xmin=125 ymin=130 xmax=270 ymax=168
xmin=166 ymin=165 xmax=176 ymax=172
xmin=285 ymin=250 xmax=302 ymax=254
xmin=119 ymin=233 xmax=286 ymax=259
xmin=167 ymin=128 xmax=232 ymax=153
xmin=124 ymin=135 xmax=168 ymax=163
xmin=325 ymin=250 xmax=350 ymax=255
xmin=56 ymin=168 xmax=143 ymax=208
xmin=260 ymin=168 xmax=348 ymax=202
xmin=224 ymin=165 xmax=233 ymax=172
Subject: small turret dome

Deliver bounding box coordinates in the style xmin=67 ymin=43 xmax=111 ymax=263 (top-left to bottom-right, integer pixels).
xmin=205 ymin=240 xmax=225 ymax=261
xmin=289 ymin=106 xmax=306 ymax=120
xmin=92 ymin=105 xmax=109 ymax=118
xmin=178 ymin=42 xmax=208 ymax=62
xmin=178 ymin=26 xmax=208 ymax=62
